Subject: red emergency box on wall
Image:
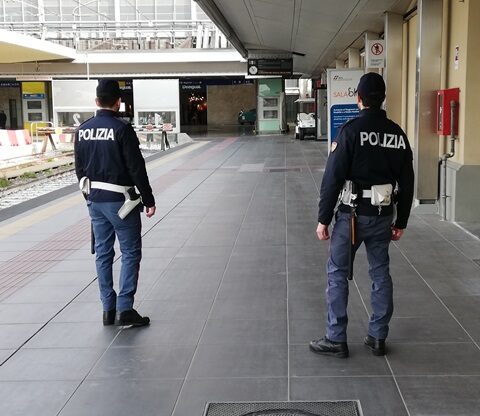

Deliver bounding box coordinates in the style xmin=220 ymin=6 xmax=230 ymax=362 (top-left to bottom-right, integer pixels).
xmin=436 ymin=88 xmax=459 ymax=136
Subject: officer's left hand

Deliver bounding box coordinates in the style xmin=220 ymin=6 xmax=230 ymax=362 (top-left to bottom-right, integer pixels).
xmin=391 ymin=226 xmax=404 ymax=241
xmin=316 ymin=223 xmax=330 ymax=240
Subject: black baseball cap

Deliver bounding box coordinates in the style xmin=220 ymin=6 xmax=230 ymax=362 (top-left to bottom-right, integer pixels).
xmin=357 ymin=72 xmax=385 ymax=99
xmin=96 ymin=79 xmax=121 ymax=99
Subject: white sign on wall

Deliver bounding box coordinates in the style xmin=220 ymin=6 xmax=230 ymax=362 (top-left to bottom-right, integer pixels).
xmin=366 ymin=39 xmax=385 ymax=68
xmin=327 ymin=68 xmax=364 ymax=143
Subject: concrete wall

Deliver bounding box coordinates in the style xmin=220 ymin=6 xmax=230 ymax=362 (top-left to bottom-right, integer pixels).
xmin=445 ymin=0 xmax=480 ymax=221
xmin=463 ymin=0 xmax=480 ymax=166
xmin=207 ymin=84 xmax=255 ymax=126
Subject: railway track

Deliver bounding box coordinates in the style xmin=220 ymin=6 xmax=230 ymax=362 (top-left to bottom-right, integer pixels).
xmin=0 ymin=148 xmax=161 ymax=211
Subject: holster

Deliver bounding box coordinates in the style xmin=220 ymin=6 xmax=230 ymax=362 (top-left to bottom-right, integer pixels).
xmin=118 ymin=188 xmax=141 ymax=219
xmin=79 ymin=177 xmax=91 ymax=198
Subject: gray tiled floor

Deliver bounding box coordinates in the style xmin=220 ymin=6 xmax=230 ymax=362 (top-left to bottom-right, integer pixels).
xmin=0 ymin=135 xmax=480 ymax=415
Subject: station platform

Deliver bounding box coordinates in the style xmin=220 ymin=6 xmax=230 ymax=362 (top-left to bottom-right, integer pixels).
xmin=0 ymin=134 xmax=479 ymax=416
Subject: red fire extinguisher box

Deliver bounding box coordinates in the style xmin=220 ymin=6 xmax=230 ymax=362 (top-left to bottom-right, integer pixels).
xmin=436 ymin=88 xmax=459 ymax=136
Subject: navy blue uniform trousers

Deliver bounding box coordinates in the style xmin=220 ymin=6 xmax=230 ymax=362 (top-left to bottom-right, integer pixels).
xmin=326 ymin=211 xmax=394 ymax=342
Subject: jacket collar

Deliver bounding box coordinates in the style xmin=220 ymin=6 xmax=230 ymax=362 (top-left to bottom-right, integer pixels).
xmin=359 ymin=108 xmax=386 ymax=118
xmin=96 ymin=109 xmax=117 ymax=117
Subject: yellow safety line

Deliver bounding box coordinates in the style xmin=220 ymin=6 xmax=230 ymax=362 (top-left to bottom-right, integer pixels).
xmin=0 ymin=141 xmax=209 ymax=240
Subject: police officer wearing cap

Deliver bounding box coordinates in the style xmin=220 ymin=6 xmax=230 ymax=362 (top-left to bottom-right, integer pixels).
xmin=309 ymin=72 xmax=414 ymax=358
xmin=74 ymin=79 xmax=156 ymax=327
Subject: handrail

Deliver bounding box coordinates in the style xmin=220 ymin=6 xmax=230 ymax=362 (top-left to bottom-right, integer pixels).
xmin=30 ymin=121 xmax=54 ymax=144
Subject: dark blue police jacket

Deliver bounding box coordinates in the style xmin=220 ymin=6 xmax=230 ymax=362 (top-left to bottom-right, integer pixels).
xmin=318 ymin=108 xmax=414 ymax=229
xmin=74 ymin=109 xmax=155 ymax=208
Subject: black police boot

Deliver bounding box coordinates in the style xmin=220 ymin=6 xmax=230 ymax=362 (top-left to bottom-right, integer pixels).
xmin=364 ymin=335 xmax=386 ymax=356
xmin=115 ymin=309 xmax=150 ymax=327
xmin=309 ymin=337 xmax=349 ymax=358
xmin=103 ymin=309 xmax=116 ymax=326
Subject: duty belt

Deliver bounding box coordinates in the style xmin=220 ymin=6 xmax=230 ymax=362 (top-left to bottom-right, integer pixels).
xmin=79 ymin=177 xmax=141 ymax=219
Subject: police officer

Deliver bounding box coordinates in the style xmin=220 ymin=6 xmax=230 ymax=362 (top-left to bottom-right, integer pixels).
xmin=0 ymin=109 xmax=6 ymax=129
xmin=74 ymin=79 xmax=156 ymax=327
xmin=309 ymin=72 xmax=414 ymax=358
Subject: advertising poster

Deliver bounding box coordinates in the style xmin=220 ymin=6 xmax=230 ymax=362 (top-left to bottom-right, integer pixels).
xmin=327 ymin=69 xmax=364 ymax=144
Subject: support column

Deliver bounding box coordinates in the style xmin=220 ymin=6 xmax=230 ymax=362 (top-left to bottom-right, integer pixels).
xmin=114 ymin=0 xmax=121 ymax=37
xmin=414 ymin=0 xmax=443 ymax=203
xmin=348 ymin=48 xmax=360 ymax=68
xmin=384 ymin=12 xmax=403 ymax=124
xmin=335 ymin=59 xmax=345 ymax=69
xmin=364 ymin=31 xmax=379 ymax=73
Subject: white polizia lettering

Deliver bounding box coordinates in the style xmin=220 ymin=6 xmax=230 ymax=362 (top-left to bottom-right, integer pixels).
xmin=359 ymin=132 xmax=406 ymax=149
xmin=78 ymin=128 xmax=115 ymax=141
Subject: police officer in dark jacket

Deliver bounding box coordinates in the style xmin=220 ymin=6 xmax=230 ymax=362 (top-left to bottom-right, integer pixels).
xmin=310 ymin=72 xmax=414 ymax=358
xmin=75 ymin=79 xmax=156 ymax=327
xmin=0 ymin=110 xmax=7 ymax=129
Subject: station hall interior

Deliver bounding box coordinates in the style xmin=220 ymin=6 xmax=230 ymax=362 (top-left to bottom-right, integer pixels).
xmin=1 ymin=1 xmax=480 ymax=416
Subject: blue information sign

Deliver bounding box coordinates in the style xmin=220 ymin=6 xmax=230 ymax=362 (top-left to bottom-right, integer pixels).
xmin=330 ymin=104 xmax=359 ymax=140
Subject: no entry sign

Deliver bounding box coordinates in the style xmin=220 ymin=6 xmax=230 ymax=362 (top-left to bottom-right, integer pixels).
xmin=366 ymin=39 xmax=385 ymax=68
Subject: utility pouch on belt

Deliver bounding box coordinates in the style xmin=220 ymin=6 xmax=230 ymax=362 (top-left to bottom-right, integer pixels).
xmin=342 ymin=181 xmax=393 ymax=207
xmin=368 ymin=184 xmax=393 ymax=206
xmin=117 ymin=188 xmax=141 ymax=220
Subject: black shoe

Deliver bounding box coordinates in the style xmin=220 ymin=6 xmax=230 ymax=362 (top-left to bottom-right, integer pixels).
xmin=115 ymin=309 xmax=150 ymax=327
xmin=103 ymin=309 xmax=116 ymax=326
xmin=309 ymin=337 xmax=349 ymax=358
xmin=364 ymin=335 xmax=386 ymax=356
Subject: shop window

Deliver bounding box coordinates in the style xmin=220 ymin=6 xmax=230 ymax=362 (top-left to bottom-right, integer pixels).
xmin=27 ymin=101 xmax=42 ymax=110
xmin=262 ymin=98 xmax=278 ymax=107
xmin=56 ymin=111 xmax=95 ymax=127
xmin=263 ymin=110 xmax=278 ymax=119
xmin=138 ymin=111 xmax=176 ymax=126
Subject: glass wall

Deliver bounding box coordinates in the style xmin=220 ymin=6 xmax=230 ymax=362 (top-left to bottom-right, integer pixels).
xmin=0 ymin=1 xmax=228 ymax=52
xmin=1 ymin=0 xmax=208 ymax=23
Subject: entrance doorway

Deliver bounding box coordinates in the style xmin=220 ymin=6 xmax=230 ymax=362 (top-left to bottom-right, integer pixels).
xmin=180 ymin=82 xmax=208 ymax=128
xmin=9 ymin=99 xmax=18 ymax=129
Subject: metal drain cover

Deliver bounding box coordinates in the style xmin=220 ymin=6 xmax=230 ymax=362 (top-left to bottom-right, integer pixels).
xmin=265 ymin=168 xmax=302 ymax=172
xmin=204 ymin=401 xmax=362 ymax=416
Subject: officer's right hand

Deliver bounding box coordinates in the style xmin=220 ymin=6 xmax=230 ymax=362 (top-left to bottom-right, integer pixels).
xmin=316 ymin=223 xmax=330 ymax=240
xmin=145 ymin=206 xmax=156 ymax=218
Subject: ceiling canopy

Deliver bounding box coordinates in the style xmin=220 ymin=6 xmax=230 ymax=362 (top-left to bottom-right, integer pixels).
xmin=0 ymin=29 xmax=76 ymax=64
xmin=194 ymin=0 xmax=413 ymax=77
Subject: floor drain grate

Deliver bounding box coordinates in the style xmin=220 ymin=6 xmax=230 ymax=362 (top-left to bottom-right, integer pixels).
xmin=266 ymin=167 xmax=302 ymax=172
xmin=204 ymin=401 xmax=362 ymax=416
